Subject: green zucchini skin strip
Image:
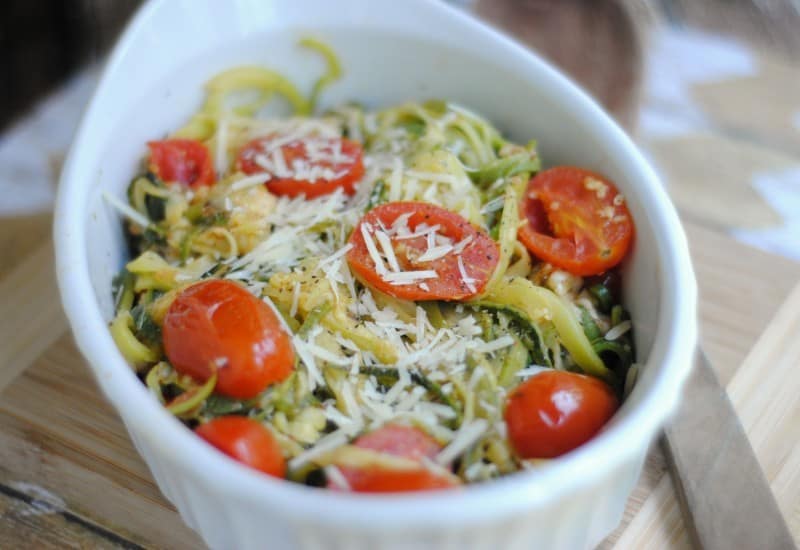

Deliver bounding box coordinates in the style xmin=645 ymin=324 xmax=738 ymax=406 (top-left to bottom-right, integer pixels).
xmin=482 ymin=186 xmax=519 ymax=296
xmin=470 ymin=301 xmax=549 ymax=367
xmin=297 ymin=302 xmax=332 ymax=337
xmin=589 ymin=283 xmax=613 ymax=313
xmin=478 ymin=277 xmax=610 ymax=380
xmin=469 ymin=151 xmax=541 ymax=187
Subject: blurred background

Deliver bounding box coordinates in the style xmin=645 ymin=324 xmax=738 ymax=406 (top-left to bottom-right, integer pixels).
xmin=0 ymin=1 xmax=798 ymax=548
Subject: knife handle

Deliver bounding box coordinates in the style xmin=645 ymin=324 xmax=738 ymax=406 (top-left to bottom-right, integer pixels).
xmin=662 ymin=351 xmax=796 ymax=550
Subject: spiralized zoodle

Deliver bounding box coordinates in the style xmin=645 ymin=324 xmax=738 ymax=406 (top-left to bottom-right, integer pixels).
xmin=110 ymin=39 xmax=636 ymax=491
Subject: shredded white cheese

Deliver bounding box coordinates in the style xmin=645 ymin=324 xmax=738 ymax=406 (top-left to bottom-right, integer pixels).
xmin=231 ymin=173 xmax=272 ymax=191
xmin=361 ymin=223 xmax=388 ymax=276
xmin=417 ymin=244 xmax=453 ymax=263
xmin=457 ymin=255 xmax=477 ymax=294
xmin=605 ymin=320 xmax=632 ymax=341
xmin=288 ymin=430 xmax=349 ymax=470
xmin=324 ymin=465 xmax=351 ymax=490
xmin=289 ymin=281 xmax=301 ymax=318
xmin=382 ymin=270 xmax=438 ymax=285
xmin=102 ymin=191 xmax=151 ymax=228
xmin=436 ymin=419 xmax=489 ymax=465
xmin=469 ymin=334 xmax=515 ymax=354
xmin=374 ymin=230 xmax=401 ymax=273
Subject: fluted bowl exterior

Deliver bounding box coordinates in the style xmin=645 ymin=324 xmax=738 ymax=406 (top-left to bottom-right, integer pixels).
xmin=55 ymin=1 xmax=697 ymax=548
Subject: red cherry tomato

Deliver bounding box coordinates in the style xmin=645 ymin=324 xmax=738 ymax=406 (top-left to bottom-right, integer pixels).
xmin=504 ymin=370 xmax=618 ymax=459
xmin=517 ymin=167 xmax=634 ymax=276
xmin=148 ymin=139 xmax=214 ymax=188
xmin=331 ymin=424 xmax=459 ymax=493
xmin=163 ymin=279 xmax=294 ymax=399
xmin=236 ymin=135 xmax=364 ymax=198
xmin=347 ymin=202 xmax=499 ymax=301
xmin=338 ymin=467 xmax=457 ymax=493
xmin=353 ymin=424 xmax=442 ymax=460
xmin=195 ymin=416 xmax=285 ymax=478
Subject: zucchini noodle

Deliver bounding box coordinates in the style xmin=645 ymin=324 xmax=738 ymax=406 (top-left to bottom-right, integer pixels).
xmin=506 ymin=241 xmax=532 ymax=278
xmin=481 ymin=278 xmax=611 ymax=380
xmin=146 ymin=362 xmax=173 ymax=403
xmin=481 ymin=186 xmax=519 ymax=295
xmin=174 ymin=38 xmax=342 ymax=141
xmin=189 ymin=226 xmax=239 ymax=259
xmin=299 ymin=37 xmax=343 ymax=111
xmin=129 ymin=175 xmax=170 ymax=218
xmin=167 ymin=373 xmax=218 ymax=417
xmin=109 ymin=39 xmax=635 ymax=489
xmin=110 ymin=311 xmax=159 ymax=366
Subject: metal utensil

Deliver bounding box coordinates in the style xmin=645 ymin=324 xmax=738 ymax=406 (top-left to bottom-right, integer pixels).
xmin=662 ymin=351 xmax=796 ymax=549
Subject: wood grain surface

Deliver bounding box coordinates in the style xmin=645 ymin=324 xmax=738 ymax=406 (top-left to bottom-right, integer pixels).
xmin=0 ymin=240 xmax=67 ymax=394
xmin=662 ymin=352 xmax=795 ymax=550
xmin=1 ymin=0 xmax=799 ymax=547
xmin=607 ymin=282 xmax=800 ymax=549
xmin=601 ymin=223 xmax=800 ymax=548
xmin=0 ymin=220 xmax=797 ymax=549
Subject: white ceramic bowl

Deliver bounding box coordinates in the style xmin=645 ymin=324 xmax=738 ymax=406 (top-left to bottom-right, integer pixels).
xmin=55 ymin=0 xmax=697 ymax=548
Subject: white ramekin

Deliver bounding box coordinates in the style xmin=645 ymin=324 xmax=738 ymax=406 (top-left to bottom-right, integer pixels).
xmin=54 ymin=1 xmax=697 ymax=548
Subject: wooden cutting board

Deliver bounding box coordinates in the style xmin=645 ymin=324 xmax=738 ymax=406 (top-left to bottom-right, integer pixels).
xmin=2 ymin=0 xmax=800 ymax=545
xmin=0 ymin=220 xmax=798 ymax=549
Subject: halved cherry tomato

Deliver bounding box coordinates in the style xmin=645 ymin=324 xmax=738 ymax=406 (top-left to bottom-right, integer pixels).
xmin=331 ymin=424 xmax=459 ymax=493
xmin=517 ymin=167 xmax=634 ymax=276
xmin=504 ymin=370 xmax=618 ymax=459
xmin=236 ymin=135 xmax=364 ymax=198
xmin=163 ymin=279 xmax=294 ymax=399
xmin=347 ymin=202 xmax=499 ymax=301
xmin=195 ymin=416 xmax=285 ymax=478
xmin=354 ymin=424 xmax=442 ymax=461
xmin=148 ymin=139 xmax=214 ymax=188
xmin=337 ymin=467 xmax=457 ymax=493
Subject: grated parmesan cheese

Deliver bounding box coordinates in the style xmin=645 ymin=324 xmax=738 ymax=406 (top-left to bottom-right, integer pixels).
xmin=469 ymin=334 xmax=515 ymax=354
xmin=289 ymin=281 xmax=301 ymax=318
xmin=457 ymin=255 xmax=477 ymax=294
xmin=382 ymin=270 xmax=438 ymax=285
xmin=374 ymin=230 xmax=401 ymax=273
xmin=436 ymin=419 xmax=489 ymax=465
xmin=324 ymin=465 xmax=351 ymax=490
xmin=231 ymin=172 xmax=272 ymax=191
xmin=393 ymin=224 xmax=441 ymax=241
xmin=417 ymin=244 xmax=453 ymax=263
xmin=102 ymin=191 xmax=151 ymax=228
xmin=316 ymin=244 xmax=354 ymax=271
xmin=288 ymin=430 xmax=349 ymax=470
xmin=361 ymin=223 xmax=388 ymax=276
xmin=605 ymin=320 xmax=632 ymax=341
xmin=584 ymin=176 xmax=609 ymax=199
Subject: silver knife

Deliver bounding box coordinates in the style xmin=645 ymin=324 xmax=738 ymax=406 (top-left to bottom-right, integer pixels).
xmin=662 ymin=351 xmax=796 ymax=549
